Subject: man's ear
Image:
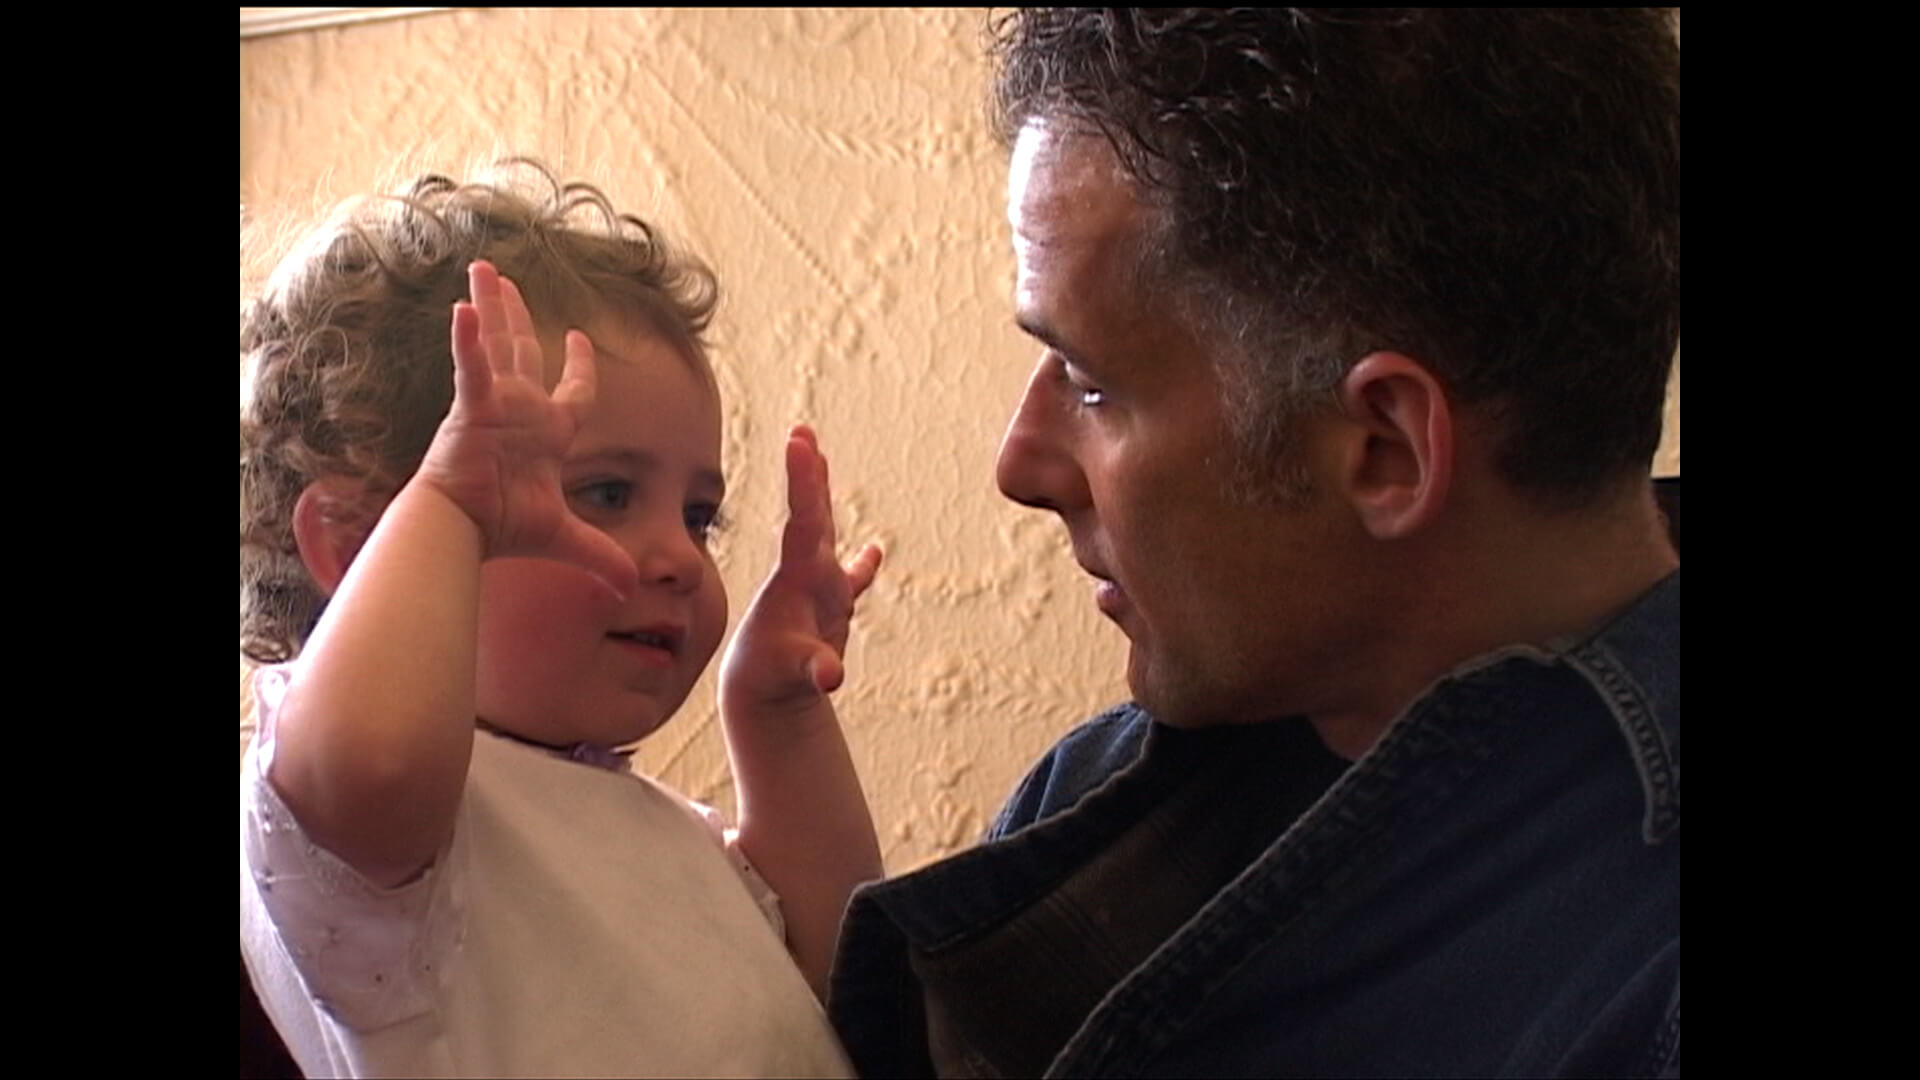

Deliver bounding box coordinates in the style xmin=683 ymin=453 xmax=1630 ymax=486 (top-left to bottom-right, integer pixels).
xmin=291 ymin=478 xmax=381 ymax=597
xmin=1333 ymin=352 xmax=1454 ymax=539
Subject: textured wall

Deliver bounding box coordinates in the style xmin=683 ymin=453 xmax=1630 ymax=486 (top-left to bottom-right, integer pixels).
xmin=240 ymin=8 xmax=1679 ymax=873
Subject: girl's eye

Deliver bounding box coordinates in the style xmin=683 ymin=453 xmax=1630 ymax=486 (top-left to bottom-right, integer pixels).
xmin=686 ymin=503 xmax=728 ymax=544
xmin=571 ymin=480 xmax=632 ymax=514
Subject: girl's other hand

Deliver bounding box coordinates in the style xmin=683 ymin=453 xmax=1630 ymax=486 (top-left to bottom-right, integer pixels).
xmin=722 ymin=426 xmax=882 ymax=720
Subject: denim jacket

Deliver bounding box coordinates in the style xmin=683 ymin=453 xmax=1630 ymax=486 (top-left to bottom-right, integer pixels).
xmin=830 ymin=572 xmax=1679 ymax=1078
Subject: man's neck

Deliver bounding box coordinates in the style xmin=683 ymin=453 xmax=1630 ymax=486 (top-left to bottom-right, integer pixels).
xmin=1310 ymin=478 xmax=1678 ymax=761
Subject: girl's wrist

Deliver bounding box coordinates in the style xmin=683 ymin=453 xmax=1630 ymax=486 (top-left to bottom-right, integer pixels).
xmin=387 ymin=477 xmax=490 ymax=557
xmin=718 ymin=691 xmax=842 ymax=746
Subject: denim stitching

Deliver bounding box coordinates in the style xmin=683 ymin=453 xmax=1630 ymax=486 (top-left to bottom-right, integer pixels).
xmin=1567 ymin=643 xmax=1679 ymax=843
xmin=1058 ymin=664 xmax=1527 ymax=1075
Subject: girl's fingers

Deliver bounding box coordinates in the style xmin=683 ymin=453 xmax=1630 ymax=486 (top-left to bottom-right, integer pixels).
xmin=846 ymin=544 xmax=884 ymax=601
xmin=552 ymin=330 xmax=598 ymax=410
xmin=450 ymin=302 xmax=493 ymax=403
xmin=808 ymin=650 xmax=846 ymax=695
xmin=468 ymin=262 xmax=512 ymax=371
xmin=786 ymin=425 xmax=838 ymax=556
xmin=782 ymin=427 xmax=884 ymax=609
xmin=814 ymin=440 xmax=838 ymax=552
xmin=781 ymin=433 xmax=828 ymax=566
xmin=552 ymin=518 xmax=641 ymax=602
xmin=498 ymin=275 xmax=539 ymax=340
xmin=498 ymin=277 xmax=545 ymax=383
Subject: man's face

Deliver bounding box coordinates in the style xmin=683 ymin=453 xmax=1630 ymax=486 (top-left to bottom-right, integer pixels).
xmin=995 ymin=121 xmax=1381 ymax=729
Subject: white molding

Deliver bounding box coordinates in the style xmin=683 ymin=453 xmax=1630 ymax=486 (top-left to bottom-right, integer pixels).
xmin=240 ymin=7 xmax=455 ymax=40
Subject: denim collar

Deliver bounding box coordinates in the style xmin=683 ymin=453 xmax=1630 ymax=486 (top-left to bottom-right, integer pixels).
xmin=1448 ymin=569 xmax=1680 ymax=842
xmin=1560 ymin=568 xmax=1679 ymax=842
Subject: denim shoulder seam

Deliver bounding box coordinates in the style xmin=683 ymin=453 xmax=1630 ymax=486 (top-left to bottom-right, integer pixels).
xmin=1642 ymin=970 xmax=1680 ymax=1077
xmin=1562 ymin=640 xmax=1679 ymax=843
xmin=1457 ymin=620 xmax=1679 ymax=844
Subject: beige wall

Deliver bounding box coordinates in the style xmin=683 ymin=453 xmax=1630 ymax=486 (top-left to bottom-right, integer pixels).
xmin=240 ymin=8 xmax=1679 ymax=873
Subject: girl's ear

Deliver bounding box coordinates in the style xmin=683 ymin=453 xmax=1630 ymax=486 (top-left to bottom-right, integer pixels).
xmin=291 ymin=478 xmax=381 ymax=596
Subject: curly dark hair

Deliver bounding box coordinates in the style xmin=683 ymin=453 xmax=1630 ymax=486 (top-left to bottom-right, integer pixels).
xmin=240 ymin=159 xmax=719 ymax=664
xmin=989 ymin=9 xmax=1681 ymax=506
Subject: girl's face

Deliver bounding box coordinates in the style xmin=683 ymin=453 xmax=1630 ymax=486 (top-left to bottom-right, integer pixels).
xmin=473 ymin=318 xmax=728 ymax=749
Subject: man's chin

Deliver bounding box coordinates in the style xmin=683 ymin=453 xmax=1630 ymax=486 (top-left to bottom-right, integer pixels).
xmin=1132 ymin=649 xmax=1295 ymax=729
xmin=1130 ymin=655 xmax=1221 ymax=729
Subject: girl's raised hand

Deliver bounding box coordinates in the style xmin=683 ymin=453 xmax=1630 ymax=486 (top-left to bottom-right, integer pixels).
xmin=718 ymin=427 xmax=885 ymax=996
xmin=721 ymin=426 xmax=883 ymax=718
xmin=416 ymin=261 xmax=639 ymax=597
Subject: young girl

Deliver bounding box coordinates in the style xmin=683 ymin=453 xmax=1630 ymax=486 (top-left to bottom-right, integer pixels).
xmin=239 ymin=163 xmax=882 ymax=1078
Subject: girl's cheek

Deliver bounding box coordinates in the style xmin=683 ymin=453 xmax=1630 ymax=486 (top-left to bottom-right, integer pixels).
xmin=690 ymin=581 xmax=728 ymax=669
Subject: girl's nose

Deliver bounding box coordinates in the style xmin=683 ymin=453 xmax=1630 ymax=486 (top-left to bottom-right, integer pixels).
xmin=631 ymin=520 xmax=706 ymax=592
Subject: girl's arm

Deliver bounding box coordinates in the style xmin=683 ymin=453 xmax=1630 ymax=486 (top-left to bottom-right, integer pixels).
xmin=266 ymin=262 xmax=637 ymax=888
xmin=720 ymin=427 xmax=884 ymax=1000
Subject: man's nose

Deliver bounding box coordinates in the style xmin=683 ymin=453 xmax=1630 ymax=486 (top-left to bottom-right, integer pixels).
xmin=995 ymin=360 xmax=1089 ymax=513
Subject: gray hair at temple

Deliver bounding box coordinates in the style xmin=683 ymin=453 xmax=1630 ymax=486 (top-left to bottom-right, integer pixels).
xmin=988 ymin=9 xmax=1681 ymax=507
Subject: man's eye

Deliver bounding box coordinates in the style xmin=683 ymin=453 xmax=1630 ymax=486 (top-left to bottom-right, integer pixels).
xmin=686 ymin=503 xmax=728 ymax=543
xmin=571 ymin=480 xmax=632 ymax=513
xmin=1066 ymin=375 xmax=1105 ymax=407
xmin=1055 ymin=357 xmax=1105 ymax=407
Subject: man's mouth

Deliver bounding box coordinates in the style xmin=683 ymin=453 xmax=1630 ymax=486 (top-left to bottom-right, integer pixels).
xmin=1078 ymin=565 xmax=1127 ymax=618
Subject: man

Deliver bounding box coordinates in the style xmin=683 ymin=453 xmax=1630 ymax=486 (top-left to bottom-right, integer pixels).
xmin=830 ymin=9 xmax=1679 ymax=1078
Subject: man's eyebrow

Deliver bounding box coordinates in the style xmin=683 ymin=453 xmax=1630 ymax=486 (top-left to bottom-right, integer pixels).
xmin=1015 ymin=314 xmax=1075 ymax=359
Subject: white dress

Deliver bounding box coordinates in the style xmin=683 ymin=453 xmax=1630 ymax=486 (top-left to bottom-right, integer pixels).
xmin=239 ymin=667 xmax=853 ymax=1079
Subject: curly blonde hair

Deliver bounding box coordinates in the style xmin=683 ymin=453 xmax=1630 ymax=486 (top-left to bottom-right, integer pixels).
xmin=240 ymin=159 xmax=719 ymax=664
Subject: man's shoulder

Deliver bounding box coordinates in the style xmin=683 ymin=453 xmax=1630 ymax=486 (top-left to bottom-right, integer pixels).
xmin=987 ymin=703 xmax=1154 ymax=840
xmin=1558 ymin=568 xmax=1680 ymax=842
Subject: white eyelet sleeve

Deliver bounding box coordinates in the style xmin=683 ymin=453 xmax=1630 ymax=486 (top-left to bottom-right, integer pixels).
xmin=685 ymin=799 xmax=787 ymax=941
xmin=239 ymin=666 xmax=464 ymax=1032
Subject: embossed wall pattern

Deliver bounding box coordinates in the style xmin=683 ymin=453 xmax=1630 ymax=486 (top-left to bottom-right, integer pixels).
xmin=240 ymin=9 xmax=1679 ymax=872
